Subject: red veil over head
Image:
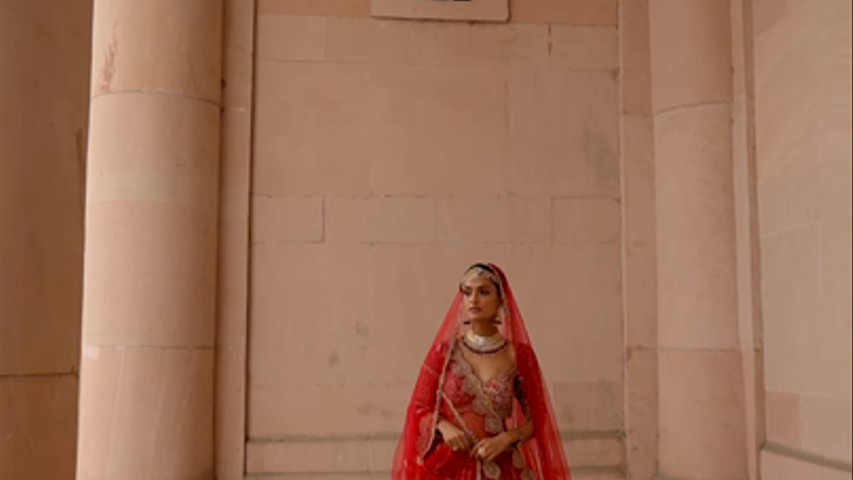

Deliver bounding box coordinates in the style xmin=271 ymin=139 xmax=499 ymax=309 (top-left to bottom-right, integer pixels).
xmin=392 ymin=263 xmax=571 ymax=479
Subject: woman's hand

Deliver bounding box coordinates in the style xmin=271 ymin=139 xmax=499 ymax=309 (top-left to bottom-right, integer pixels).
xmin=437 ymin=420 xmax=473 ymax=453
xmin=472 ymin=432 xmax=514 ymax=463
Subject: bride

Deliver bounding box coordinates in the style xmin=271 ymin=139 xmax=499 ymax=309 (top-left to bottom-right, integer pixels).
xmin=393 ymin=263 xmax=571 ymax=479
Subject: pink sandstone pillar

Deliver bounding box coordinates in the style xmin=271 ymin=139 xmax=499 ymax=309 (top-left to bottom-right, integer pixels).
xmin=215 ymin=0 xmax=254 ymax=478
xmin=76 ymin=1 xmax=222 ymax=478
xmin=650 ymin=1 xmax=749 ymax=479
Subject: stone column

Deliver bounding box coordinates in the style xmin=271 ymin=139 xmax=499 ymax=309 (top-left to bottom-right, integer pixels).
xmin=215 ymin=0 xmax=254 ymax=477
xmin=76 ymin=1 xmax=222 ymax=478
xmin=650 ymin=1 xmax=749 ymax=479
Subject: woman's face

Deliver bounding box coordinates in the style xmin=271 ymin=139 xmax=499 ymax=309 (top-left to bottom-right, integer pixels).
xmin=460 ymin=274 xmax=502 ymax=323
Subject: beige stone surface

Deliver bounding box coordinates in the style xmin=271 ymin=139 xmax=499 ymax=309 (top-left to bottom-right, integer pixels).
xmin=565 ymin=437 xmax=625 ymax=467
xmin=571 ymin=472 xmax=625 ymax=480
xmin=658 ymin=349 xmax=748 ymax=479
xmin=324 ymin=17 xmax=549 ymax=67
xmin=82 ymin=201 xmax=217 ymax=347
xmin=508 ymin=69 xmax=620 ymax=196
xmin=80 ymin=1 xmax=223 ymax=476
xmin=550 ymin=26 xmax=619 ymax=70
xmin=507 ymin=245 xmax=623 ymax=383
xmin=215 ymin=346 xmax=248 ymax=479
xmin=326 ymin=196 xmax=437 ymax=243
xmin=258 ymin=0 xmax=370 ymax=17
xmin=624 ymin=242 xmax=657 ymax=349
xmin=799 ymin=394 xmax=853 ymax=462
xmin=758 ymin=157 xmax=852 ymax=237
xmin=0 ymin=0 xmax=91 ymax=376
xmin=220 ymin=108 xmax=253 ymax=221
xmin=76 ymin=348 xmax=214 ymax=479
xmin=254 ymin=62 xmax=509 ymax=196
xmin=365 ymin=65 xmax=507 ymax=196
xmin=509 ymin=0 xmax=617 ymax=26
xmin=552 ymin=198 xmax=621 ymax=243
xmin=765 ymin=390 xmax=801 ymax=448
xmin=437 ymin=196 xmax=552 ymax=243
xmin=252 ymin=61 xmax=377 ymax=195
xmin=819 ymin=216 xmax=853 ymax=400
xmin=761 ymin=227 xmax=821 ymax=388
xmin=649 ymin=0 xmax=733 ymax=112
xmin=326 ymin=195 xmax=553 ymax=244
xmin=624 ymin=348 xmax=658 ymax=480
xmin=761 ymin=448 xmax=852 ymax=480
xmin=249 ymin=243 xmax=377 ymax=387
xmin=730 ymin=4 xmax=763 ymax=474
xmin=754 ymin=0 xmax=852 ymax=185
xmin=249 ymin=385 xmax=410 ymax=437
xmin=621 ymin=115 xmax=655 ymax=245
xmin=247 ymin=437 xmax=396 ymax=474
xmin=620 ymin=0 xmax=651 ymax=115
xmin=654 ymin=104 xmax=739 ymax=350
xmin=1 ymin=1 xmax=91 ymax=477
xmin=250 ymin=242 xmax=622 ymax=387
xmin=87 ymin=94 xmax=220 ymax=211
xmin=90 ymin=0 xmax=223 ymax=101
xmin=253 ymin=196 xmax=325 ymax=244
xmin=761 ymin=219 xmax=852 ymax=409
xmin=258 ymin=14 xmax=327 ymax=62
xmin=0 ymin=375 xmax=78 ymax=480
xmin=221 ymin=0 xmax=255 ymax=110
xmin=371 ymin=0 xmax=509 ymax=22
xmin=217 ymin=3 xmax=254 ymax=470
xmin=550 ymin=381 xmax=624 ymax=432
xmin=619 ymin=3 xmax=657 ymax=472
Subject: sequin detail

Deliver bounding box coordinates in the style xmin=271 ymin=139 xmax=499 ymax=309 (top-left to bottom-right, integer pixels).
xmin=483 ymin=460 xmax=501 ymax=479
xmin=449 ymin=345 xmax=516 ymax=435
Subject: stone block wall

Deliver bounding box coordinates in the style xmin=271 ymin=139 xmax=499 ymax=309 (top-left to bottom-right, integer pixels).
xmin=247 ymin=1 xmax=626 ymax=478
xmin=754 ymin=0 xmax=852 ymax=477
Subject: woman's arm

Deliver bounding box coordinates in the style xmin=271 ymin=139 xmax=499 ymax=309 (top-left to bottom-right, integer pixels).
xmin=505 ymin=421 xmax=534 ymax=444
xmin=436 ymin=416 xmax=474 ymax=452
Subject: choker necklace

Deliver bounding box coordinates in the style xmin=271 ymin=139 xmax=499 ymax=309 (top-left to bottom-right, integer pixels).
xmin=463 ymin=330 xmax=507 ymax=355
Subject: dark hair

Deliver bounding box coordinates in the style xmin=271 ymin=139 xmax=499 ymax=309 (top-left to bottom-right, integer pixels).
xmin=463 ymin=263 xmax=503 ymax=298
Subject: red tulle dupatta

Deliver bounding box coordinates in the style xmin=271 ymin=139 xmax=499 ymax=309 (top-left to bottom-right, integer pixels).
xmin=392 ymin=264 xmax=571 ymax=479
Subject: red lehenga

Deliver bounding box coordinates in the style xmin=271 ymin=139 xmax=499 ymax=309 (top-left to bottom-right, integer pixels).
xmin=392 ymin=264 xmax=572 ymax=480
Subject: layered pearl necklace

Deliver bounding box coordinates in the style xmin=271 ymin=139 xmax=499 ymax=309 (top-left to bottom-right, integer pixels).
xmin=462 ymin=329 xmax=508 ymax=355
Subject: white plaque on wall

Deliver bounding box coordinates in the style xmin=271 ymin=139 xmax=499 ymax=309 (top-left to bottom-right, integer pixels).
xmin=371 ymin=0 xmax=509 ymax=22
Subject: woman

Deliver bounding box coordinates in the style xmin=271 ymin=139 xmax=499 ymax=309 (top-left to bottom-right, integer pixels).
xmin=393 ymin=263 xmax=571 ymax=479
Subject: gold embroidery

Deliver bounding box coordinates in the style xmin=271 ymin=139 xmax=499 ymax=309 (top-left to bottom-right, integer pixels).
xmin=483 ymin=460 xmax=501 ymax=479
xmin=450 ymin=344 xmax=515 ymax=435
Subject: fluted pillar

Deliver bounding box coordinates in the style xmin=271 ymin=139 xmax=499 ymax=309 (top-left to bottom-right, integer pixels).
xmin=650 ymin=1 xmax=749 ymax=479
xmin=77 ymin=1 xmax=223 ymax=478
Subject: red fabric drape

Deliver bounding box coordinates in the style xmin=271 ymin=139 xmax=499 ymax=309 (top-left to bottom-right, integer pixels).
xmin=392 ymin=264 xmax=571 ymax=479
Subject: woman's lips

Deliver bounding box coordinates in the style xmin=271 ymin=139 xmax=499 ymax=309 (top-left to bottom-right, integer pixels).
xmin=468 ymin=307 xmax=481 ymax=313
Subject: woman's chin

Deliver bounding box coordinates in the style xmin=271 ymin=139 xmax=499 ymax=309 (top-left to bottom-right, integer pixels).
xmin=469 ymin=316 xmax=495 ymax=325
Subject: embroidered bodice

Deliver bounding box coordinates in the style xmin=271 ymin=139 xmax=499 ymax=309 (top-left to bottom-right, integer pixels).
xmin=429 ymin=341 xmax=537 ymax=479
xmin=442 ymin=342 xmax=531 ymax=437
